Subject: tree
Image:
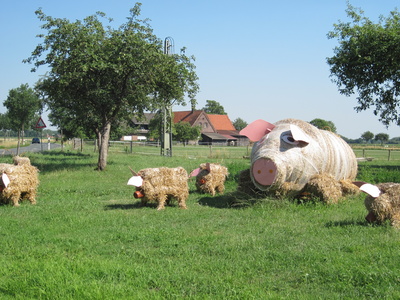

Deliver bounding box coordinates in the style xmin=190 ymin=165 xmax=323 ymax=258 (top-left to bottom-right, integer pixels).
xmin=233 ymin=118 xmax=248 ymax=131
xmin=327 ymin=3 xmax=400 ymax=127
xmin=309 ymin=118 xmax=337 ymax=133
xmin=375 ymin=133 xmax=389 ymax=145
xmin=25 ymin=3 xmax=198 ymax=170
xmin=3 ymin=84 xmax=42 ymax=155
xmin=0 ymin=113 xmax=11 ymax=140
xmin=361 ymin=131 xmax=374 ymax=143
xmin=173 ymin=121 xmax=201 ymax=145
xmin=202 ymin=100 xmax=226 ymax=115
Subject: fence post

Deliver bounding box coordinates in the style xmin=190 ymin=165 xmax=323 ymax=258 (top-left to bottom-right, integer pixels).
xmin=130 ymin=141 xmax=133 ymax=154
xmin=388 ymin=149 xmax=391 ymax=161
xmin=209 ymin=144 xmax=212 ymax=157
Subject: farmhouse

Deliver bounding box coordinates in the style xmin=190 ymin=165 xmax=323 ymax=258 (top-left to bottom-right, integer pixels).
xmin=130 ymin=110 xmax=249 ymax=146
xmin=173 ymin=110 xmax=248 ymax=146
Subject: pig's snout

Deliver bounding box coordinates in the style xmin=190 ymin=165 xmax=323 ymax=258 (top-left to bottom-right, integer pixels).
xmin=252 ymin=158 xmax=277 ymax=186
xmin=134 ymin=190 xmax=145 ymax=198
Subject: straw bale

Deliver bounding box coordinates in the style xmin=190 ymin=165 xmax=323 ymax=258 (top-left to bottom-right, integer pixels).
xmin=136 ymin=167 xmax=189 ymax=210
xmin=363 ymin=182 xmax=400 ymax=228
xmin=241 ymin=118 xmax=357 ymax=203
xmin=0 ymin=162 xmax=39 ymax=206
xmin=194 ymin=163 xmax=228 ymax=196
xmin=13 ymin=156 xmax=31 ymax=166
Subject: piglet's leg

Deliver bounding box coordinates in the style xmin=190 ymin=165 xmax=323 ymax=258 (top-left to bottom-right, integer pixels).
xmin=365 ymin=211 xmax=377 ymax=223
xmin=157 ymin=195 xmax=167 ymax=210
xmin=11 ymin=194 xmax=20 ymax=207
xmin=390 ymin=213 xmax=400 ymax=228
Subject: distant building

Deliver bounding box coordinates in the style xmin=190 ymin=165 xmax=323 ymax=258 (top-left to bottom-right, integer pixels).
xmin=173 ymin=110 xmax=249 ymax=146
xmin=129 ymin=110 xmax=249 ymax=145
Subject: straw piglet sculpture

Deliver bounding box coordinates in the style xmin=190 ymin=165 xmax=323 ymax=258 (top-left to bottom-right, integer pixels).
xmin=354 ymin=182 xmax=400 ymax=228
xmin=239 ymin=118 xmax=358 ymax=203
xmin=190 ymin=163 xmax=228 ymax=196
xmin=0 ymin=156 xmax=39 ymax=206
xmin=127 ymin=167 xmax=189 ymax=210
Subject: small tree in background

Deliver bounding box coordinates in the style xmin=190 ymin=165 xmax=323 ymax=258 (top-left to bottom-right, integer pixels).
xmin=173 ymin=121 xmax=201 ymax=145
xmin=309 ymin=118 xmax=337 ymax=133
xmin=202 ymin=100 xmax=227 ymax=115
xmin=233 ymin=118 xmax=248 ymax=131
xmin=361 ymin=131 xmax=374 ymax=143
xmin=3 ymin=84 xmax=42 ymax=155
xmin=375 ymin=133 xmax=389 ymax=145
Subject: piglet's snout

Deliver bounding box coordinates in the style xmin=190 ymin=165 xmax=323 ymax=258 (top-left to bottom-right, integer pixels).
xmin=252 ymin=158 xmax=277 ymax=186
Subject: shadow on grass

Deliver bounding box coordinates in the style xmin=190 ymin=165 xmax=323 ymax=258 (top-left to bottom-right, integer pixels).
xmin=104 ymin=201 xmax=183 ymax=210
xmin=324 ymin=219 xmax=370 ymax=227
xmin=197 ymin=192 xmax=257 ymax=209
xmin=104 ymin=202 xmax=143 ymax=210
xmin=29 ymin=151 xmax=96 ymax=173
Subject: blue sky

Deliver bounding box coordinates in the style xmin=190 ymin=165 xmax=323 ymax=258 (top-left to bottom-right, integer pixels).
xmin=1 ymin=0 xmax=399 ymax=139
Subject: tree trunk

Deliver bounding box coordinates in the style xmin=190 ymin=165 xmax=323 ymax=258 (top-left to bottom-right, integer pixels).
xmin=97 ymin=122 xmax=111 ymax=171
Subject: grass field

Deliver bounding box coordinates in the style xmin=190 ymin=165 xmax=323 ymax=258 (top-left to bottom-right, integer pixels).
xmin=0 ymin=145 xmax=399 ymax=299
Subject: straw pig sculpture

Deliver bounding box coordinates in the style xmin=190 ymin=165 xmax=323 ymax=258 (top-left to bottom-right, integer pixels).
xmin=127 ymin=167 xmax=189 ymax=210
xmin=190 ymin=163 xmax=229 ymax=196
xmin=239 ymin=118 xmax=358 ymax=203
xmin=354 ymin=182 xmax=400 ymax=228
xmin=0 ymin=156 xmax=39 ymax=206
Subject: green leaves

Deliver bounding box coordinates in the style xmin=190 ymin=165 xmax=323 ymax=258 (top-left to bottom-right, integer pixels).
xmin=25 ymin=3 xmax=199 ymax=169
xmin=327 ymin=4 xmax=400 ymax=126
xmin=3 ymin=84 xmax=42 ymax=131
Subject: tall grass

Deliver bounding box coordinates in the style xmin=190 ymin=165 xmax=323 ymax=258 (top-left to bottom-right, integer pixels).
xmin=0 ymin=148 xmax=399 ymax=299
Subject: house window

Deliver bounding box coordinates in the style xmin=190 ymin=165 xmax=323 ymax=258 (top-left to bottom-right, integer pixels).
xmin=204 ymin=123 xmax=208 ymax=128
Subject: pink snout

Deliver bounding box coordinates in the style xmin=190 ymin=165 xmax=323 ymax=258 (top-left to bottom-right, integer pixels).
xmin=252 ymin=158 xmax=277 ymax=187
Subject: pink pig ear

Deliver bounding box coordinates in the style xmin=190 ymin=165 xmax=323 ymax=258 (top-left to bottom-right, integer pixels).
xmin=189 ymin=168 xmax=201 ymax=177
xmin=239 ymin=119 xmax=276 ymax=142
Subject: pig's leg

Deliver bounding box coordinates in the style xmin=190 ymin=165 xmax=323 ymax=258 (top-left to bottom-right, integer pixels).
xmin=216 ymin=184 xmax=225 ymax=195
xmin=10 ymin=193 xmax=20 ymax=207
xmin=390 ymin=213 xmax=400 ymax=228
xmin=26 ymin=192 xmax=37 ymax=205
xmin=177 ymin=195 xmax=187 ymax=209
xmin=157 ymin=195 xmax=167 ymax=210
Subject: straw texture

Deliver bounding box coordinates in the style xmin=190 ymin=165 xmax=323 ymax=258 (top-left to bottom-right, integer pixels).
xmin=364 ymin=183 xmax=400 ymax=228
xmin=136 ymin=167 xmax=189 ymax=210
xmin=194 ymin=163 xmax=228 ymax=196
xmin=0 ymin=157 xmax=39 ymax=206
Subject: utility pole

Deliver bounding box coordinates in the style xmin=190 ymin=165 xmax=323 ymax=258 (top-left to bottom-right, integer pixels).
xmin=161 ymin=37 xmax=174 ymax=156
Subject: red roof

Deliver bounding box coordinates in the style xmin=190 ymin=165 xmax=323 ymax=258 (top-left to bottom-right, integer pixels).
xmin=207 ymin=114 xmax=236 ymax=131
xmin=173 ymin=110 xmax=203 ymax=125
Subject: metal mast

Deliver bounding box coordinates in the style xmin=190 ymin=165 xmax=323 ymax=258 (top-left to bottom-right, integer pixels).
xmin=161 ymin=37 xmax=174 ymax=156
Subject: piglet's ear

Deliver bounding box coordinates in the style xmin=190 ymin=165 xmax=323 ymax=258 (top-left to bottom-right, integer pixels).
xmin=189 ymin=168 xmax=201 ymax=177
xmin=0 ymin=173 xmax=10 ymax=188
xmin=290 ymin=125 xmax=310 ymax=145
xmin=206 ymin=163 xmax=211 ymax=172
xmin=239 ymin=119 xmax=275 ymax=142
xmin=353 ymin=181 xmax=381 ymax=198
xmin=127 ymin=176 xmax=143 ymax=187
xmin=129 ymin=167 xmax=138 ymax=176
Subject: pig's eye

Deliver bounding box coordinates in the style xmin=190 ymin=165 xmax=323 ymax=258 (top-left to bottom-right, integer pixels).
xmin=282 ymin=133 xmax=299 ymax=145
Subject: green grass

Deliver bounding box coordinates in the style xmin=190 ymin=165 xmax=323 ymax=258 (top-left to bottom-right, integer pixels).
xmin=0 ymin=148 xmax=399 ymax=299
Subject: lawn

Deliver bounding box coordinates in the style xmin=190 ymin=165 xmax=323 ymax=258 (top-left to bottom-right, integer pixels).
xmin=0 ymin=146 xmax=399 ymax=299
